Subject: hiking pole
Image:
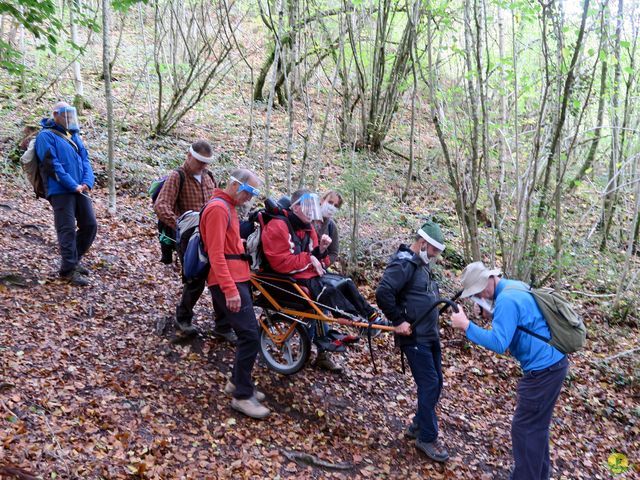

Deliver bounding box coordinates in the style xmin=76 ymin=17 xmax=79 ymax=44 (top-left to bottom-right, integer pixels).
xmin=439 ymin=290 xmax=462 ymax=315
xmin=396 ymin=298 xmax=461 ymax=375
xmin=410 ymin=298 xmax=460 ymax=331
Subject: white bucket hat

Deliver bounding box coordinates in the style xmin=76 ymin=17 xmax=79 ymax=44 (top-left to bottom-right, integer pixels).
xmin=460 ymin=261 xmax=502 ymax=298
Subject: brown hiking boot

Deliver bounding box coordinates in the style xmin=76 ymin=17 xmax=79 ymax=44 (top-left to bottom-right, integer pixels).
xmin=315 ymin=352 xmax=343 ymax=373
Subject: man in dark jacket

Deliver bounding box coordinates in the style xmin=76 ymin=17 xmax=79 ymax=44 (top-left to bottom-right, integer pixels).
xmin=35 ymin=101 xmax=97 ymax=286
xmin=375 ymin=220 xmax=449 ymax=463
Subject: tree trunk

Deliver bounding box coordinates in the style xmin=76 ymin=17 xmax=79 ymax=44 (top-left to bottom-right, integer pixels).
xmin=568 ymin=5 xmax=608 ymax=192
xmin=529 ymin=0 xmax=590 ymax=280
xmin=600 ymin=0 xmax=623 ymax=251
xmin=70 ymin=0 xmax=86 ymax=113
xmin=102 ymin=0 xmax=116 ymax=214
xmin=253 ymin=41 xmax=275 ymax=102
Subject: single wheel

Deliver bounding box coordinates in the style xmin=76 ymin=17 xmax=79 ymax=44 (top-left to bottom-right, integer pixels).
xmin=259 ymin=311 xmax=311 ymax=375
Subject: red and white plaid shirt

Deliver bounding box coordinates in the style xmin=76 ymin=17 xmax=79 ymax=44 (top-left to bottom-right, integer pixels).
xmin=153 ymin=161 xmax=216 ymax=230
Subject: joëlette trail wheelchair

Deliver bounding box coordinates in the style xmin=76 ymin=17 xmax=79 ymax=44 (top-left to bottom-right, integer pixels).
xmin=250 ymin=271 xmax=459 ymax=375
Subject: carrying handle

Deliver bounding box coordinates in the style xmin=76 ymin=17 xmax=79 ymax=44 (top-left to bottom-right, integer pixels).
xmin=410 ymin=297 xmax=460 ymax=330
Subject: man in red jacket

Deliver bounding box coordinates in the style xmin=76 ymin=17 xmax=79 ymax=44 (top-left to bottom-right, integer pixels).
xmin=200 ymin=168 xmax=269 ymax=419
xmin=261 ymin=189 xmax=381 ymax=372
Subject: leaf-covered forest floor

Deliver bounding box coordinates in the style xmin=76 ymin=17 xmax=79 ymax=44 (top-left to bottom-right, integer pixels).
xmin=0 ymin=182 xmax=638 ymax=479
xmin=0 ymin=26 xmax=639 ymax=477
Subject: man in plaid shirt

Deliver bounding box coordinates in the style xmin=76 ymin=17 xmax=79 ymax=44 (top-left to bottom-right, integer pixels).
xmin=154 ymin=140 xmax=236 ymax=342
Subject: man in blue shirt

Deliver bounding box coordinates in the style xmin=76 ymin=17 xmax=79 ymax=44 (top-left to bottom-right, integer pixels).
xmin=35 ymin=102 xmax=97 ymax=286
xmin=450 ymin=262 xmax=568 ymax=479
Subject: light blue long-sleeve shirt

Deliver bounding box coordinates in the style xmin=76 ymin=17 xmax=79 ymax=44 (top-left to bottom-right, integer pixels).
xmin=466 ymin=279 xmax=565 ymax=372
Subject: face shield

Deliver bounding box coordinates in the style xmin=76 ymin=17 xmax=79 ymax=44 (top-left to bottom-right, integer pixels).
xmin=291 ymin=193 xmax=322 ymax=222
xmin=230 ymin=175 xmax=261 ymax=198
xmin=55 ymin=106 xmax=80 ymax=131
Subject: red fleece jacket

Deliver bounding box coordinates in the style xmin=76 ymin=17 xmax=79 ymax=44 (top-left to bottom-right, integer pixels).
xmin=200 ymin=190 xmax=250 ymax=296
xmin=261 ymin=215 xmax=330 ymax=280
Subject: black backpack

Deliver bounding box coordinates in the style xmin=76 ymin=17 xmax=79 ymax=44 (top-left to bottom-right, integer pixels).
xmin=243 ymin=198 xmax=307 ymax=271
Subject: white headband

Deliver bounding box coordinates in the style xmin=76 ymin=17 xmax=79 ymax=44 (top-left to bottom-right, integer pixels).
xmin=189 ymin=146 xmax=214 ymax=164
xmin=418 ymin=228 xmax=445 ymax=251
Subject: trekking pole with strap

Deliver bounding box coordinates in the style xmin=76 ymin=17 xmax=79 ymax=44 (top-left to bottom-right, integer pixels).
xmin=398 ymin=297 xmax=460 ymax=374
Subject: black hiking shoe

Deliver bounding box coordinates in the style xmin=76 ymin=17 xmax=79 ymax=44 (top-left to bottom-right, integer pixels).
xmin=405 ymin=422 xmax=419 ymax=439
xmin=175 ymin=319 xmax=198 ymax=337
xmin=160 ymin=244 xmax=174 ymax=264
xmin=415 ymin=438 xmax=449 ymax=463
xmin=75 ymin=263 xmax=90 ymax=276
xmin=212 ymin=328 xmax=237 ymax=344
xmin=61 ymin=270 xmax=89 ymax=287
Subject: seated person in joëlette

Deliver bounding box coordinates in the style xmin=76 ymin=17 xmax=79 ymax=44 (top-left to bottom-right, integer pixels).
xmin=260 ymin=189 xmax=382 ymax=371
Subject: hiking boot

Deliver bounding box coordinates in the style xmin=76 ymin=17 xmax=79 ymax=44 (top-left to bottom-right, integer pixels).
xmin=212 ymin=328 xmax=238 ymax=344
xmin=405 ymin=422 xmax=419 ymax=439
xmin=160 ymin=244 xmax=173 ymax=265
xmin=224 ymin=380 xmax=265 ymax=402
xmin=75 ymin=263 xmax=90 ymax=276
xmin=61 ymin=270 xmax=89 ymax=287
xmin=175 ymin=319 xmax=198 ymax=336
xmin=231 ymin=397 xmax=270 ymax=419
xmin=315 ymin=352 xmax=343 ymax=373
xmin=415 ymin=438 xmax=449 ymax=463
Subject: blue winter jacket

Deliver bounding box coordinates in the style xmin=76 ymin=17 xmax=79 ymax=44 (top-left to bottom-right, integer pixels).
xmin=34 ymin=118 xmax=94 ymax=198
xmin=466 ymin=279 xmax=565 ymax=372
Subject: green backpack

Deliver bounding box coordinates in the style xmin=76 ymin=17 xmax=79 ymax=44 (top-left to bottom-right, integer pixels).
xmin=507 ymin=286 xmax=587 ymax=354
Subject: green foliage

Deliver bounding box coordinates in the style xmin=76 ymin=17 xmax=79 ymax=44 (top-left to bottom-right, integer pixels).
xmin=608 ymin=297 xmax=639 ymax=328
xmin=112 ymin=0 xmax=147 ymax=13
xmin=338 ymin=153 xmax=376 ymax=202
xmin=0 ymin=0 xmax=62 ymax=72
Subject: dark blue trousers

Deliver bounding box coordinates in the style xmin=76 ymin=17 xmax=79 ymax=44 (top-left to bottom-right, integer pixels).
xmin=175 ymin=278 xmax=229 ymax=331
xmin=510 ymin=356 xmax=569 ymax=480
xmin=49 ymin=193 xmax=97 ymax=275
xmin=402 ymin=342 xmax=443 ymax=443
xmin=176 ymin=247 xmax=230 ymax=332
xmin=209 ymin=282 xmax=259 ymax=399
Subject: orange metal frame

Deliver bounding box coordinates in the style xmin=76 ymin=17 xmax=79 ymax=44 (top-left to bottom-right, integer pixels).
xmin=250 ymin=273 xmax=395 ymax=347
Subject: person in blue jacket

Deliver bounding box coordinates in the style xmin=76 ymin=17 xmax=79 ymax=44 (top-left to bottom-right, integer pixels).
xmin=35 ymin=101 xmax=97 ymax=286
xmin=450 ymin=262 xmax=568 ymax=480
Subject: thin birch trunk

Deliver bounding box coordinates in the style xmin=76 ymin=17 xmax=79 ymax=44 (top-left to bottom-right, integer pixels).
xmin=70 ymin=0 xmax=85 ymax=112
xmin=262 ymin=0 xmax=285 ymax=196
xmin=103 ymin=0 xmax=116 ymax=214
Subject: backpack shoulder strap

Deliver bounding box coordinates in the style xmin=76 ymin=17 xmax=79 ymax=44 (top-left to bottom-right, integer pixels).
xmin=176 ymin=167 xmax=186 ymax=192
xmin=517 ymin=325 xmax=551 ymax=343
xmin=503 ymin=284 xmax=552 ymax=344
xmin=205 ymin=197 xmax=232 ymax=229
xmin=44 ymin=128 xmax=79 ymax=152
xmin=173 ymin=167 xmax=186 ymax=211
xmin=277 ymin=214 xmax=303 ymax=250
xmin=205 ymin=169 xmax=216 ymax=187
